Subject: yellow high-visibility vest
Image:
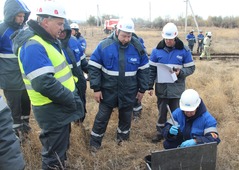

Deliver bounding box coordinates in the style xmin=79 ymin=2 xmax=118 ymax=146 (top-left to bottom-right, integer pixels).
xmin=18 ymin=35 xmax=75 ymax=106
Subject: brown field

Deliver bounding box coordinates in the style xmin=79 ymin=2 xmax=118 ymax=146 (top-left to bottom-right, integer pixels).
xmin=1 ymin=27 xmax=239 ymax=169
xmin=81 ymin=26 xmax=239 ymax=56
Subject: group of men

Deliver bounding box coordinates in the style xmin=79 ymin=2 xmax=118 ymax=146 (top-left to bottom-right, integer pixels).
xmin=0 ymin=0 xmax=220 ymax=169
xmin=186 ymin=29 xmax=212 ymax=60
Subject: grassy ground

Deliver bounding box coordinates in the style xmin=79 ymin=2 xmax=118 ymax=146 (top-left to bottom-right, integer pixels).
xmin=81 ymin=26 xmax=239 ymax=56
xmin=20 ymin=59 xmax=239 ymax=169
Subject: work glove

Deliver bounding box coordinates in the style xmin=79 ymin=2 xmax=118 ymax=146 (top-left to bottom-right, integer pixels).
xmin=169 ymin=125 xmax=179 ymax=136
xmin=180 ymin=139 xmax=196 ymax=148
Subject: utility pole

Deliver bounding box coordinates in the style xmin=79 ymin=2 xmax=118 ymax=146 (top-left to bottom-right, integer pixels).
xmin=188 ymin=0 xmax=199 ymax=33
xmin=97 ymin=4 xmax=102 ymax=27
xmin=185 ymin=0 xmax=188 ymax=35
xmin=184 ymin=0 xmax=199 ymax=35
xmin=149 ymin=1 xmax=151 ymax=22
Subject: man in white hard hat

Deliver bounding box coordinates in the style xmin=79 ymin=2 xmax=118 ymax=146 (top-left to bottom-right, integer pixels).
xmin=197 ymin=30 xmax=204 ymax=54
xmin=162 ymin=89 xmax=220 ymax=149
xmin=70 ymin=22 xmax=87 ymax=53
xmin=186 ymin=29 xmax=196 ymax=53
xmin=149 ymin=22 xmax=195 ymax=143
xmin=200 ymin=32 xmax=212 ymax=60
xmin=88 ymin=18 xmax=149 ymax=153
xmin=11 ymin=1 xmax=84 ymax=169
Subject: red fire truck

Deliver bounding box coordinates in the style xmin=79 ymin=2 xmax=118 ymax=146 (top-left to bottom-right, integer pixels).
xmin=103 ymin=19 xmax=119 ymax=34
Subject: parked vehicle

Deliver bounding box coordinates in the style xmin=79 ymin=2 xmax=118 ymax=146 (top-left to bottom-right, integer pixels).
xmin=103 ymin=19 xmax=119 ymax=34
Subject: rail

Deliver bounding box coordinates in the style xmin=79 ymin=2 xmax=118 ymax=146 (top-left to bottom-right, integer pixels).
xmin=85 ymin=53 xmax=239 ymax=61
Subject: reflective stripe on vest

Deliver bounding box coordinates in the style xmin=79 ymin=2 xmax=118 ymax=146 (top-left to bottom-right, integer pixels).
xmin=18 ymin=35 xmax=75 ymax=106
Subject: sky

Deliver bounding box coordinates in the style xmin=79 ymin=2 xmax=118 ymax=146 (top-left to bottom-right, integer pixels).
xmin=0 ymin=0 xmax=238 ymax=22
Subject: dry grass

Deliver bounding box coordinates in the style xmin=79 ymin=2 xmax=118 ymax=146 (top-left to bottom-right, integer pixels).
xmin=81 ymin=26 xmax=239 ymax=56
xmin=21 ymin=59 xmax=239 ymax=170
xmin=1 ymin=27 xmax=239 ymax=169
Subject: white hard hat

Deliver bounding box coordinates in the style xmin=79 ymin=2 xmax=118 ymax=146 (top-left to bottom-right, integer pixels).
xmin=70 ymin=23 xmax=79 ymax=30
xmin=162 ymin=22 xmax=178 ymax=39
xmin=207 ymin=32 xmax=212 ymax=36
xmin=179 ymin=89 xmax=201 ymax=111
xmin=36 ymin=1 xmax=66 ymax=19
xmin=117 ymin=18 xmax=135 ymax=33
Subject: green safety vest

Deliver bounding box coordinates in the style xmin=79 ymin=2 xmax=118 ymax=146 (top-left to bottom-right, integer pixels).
xmin=18 ymin=35 xmax=75 ymax=106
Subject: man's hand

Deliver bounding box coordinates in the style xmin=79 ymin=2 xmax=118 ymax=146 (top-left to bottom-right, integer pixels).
xmin=169 ymin=125 xmax=179 ymax=136
xmin=136 ymin=92 xmax=144 ymax=103
xmin=180 ymin=139 xmax=196 ymax=147
xmin=173 ymin=67 xmax=180 ymax=76
xmin=148 ymin=90 xmax=154 ymax=96
xmin=94 ymin=91 xmax=103 ymax=103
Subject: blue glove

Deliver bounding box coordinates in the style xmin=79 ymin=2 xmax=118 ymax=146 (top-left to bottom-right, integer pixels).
xmin=180 ymin=139 xmax=196 ymax=147
xmin=169 ymin=125 xmax=179 ymax=135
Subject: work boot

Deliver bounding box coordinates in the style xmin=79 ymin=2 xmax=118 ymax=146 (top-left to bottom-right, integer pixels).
xmin=151 ymin=133 xmax=164 ymax=143
xmin=116 ymin=136 xmax=129 ymax=146
xmin=14 ymin=128 xmax=27 ymax=144
xmin=207 ymin=57 xmax=211 ymax=60
xmin=90 ymin=145 xmax=99 ymax=156
xmin=22 ymin=122 xmax=31 ymax=134
xmin=132 ymin=110 xmax=141 ymax=122
xmin=116 ymin=138 xmax=123 ymax=146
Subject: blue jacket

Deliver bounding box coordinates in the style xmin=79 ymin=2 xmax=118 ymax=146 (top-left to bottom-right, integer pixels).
xmin=88 ymin=32 xmax=149 ymax=108
xmin=186 ymin=33 xmax=196 ymax=46
xmin=0 ymin=0 xmax=30 ymax=90
xmin=163 ymin=100 xmax=220 ymax=149
xmin=197 ymin=33 xmax=204 ymax=45
xmin=60 ymin=20 xmax=88 ymax=78
xmin=77 ymin=36 xmax=87 ymax=52
xmin=149 ymin=38 xmax=195 ymax=98
xmin=74 ymin=31 xmax=87 ymax=52
xmin=62 ymin=36 xmax=88 ymax=93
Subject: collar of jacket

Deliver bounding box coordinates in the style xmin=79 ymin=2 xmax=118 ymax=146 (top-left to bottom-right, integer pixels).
xmin=60 ymin=35 xmax=70 ymax=48
xmin=111 ymin=31 xmax=129 ymax=48
xmin=110 ymin=31 xmax=144 ymax=54
xmin=156 ymin=37 xmax=184 ymax=50
xmin=60 ymin=22 xmax=71 ymax=48
xmin=11 ymin=28 xmax=34 ymax=56
xmin=5 ymin=21 xmax=24 ymax=30
xmin=27 ymin=19 xmax=60 ymax=45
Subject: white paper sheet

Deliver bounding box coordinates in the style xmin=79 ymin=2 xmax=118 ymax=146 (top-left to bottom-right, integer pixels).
xmin=156 ymin=63 xmax=178 ymax=83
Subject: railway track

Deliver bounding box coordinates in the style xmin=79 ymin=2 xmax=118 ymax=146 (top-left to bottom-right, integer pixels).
xmin=192 ymin=53 xmax=239 ymax=60
xmin=85 ymin=53 xmax=239 ymax=61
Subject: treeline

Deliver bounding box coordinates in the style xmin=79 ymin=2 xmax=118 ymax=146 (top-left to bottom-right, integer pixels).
xmin=84 ymin=14 xmax=239 ymax=29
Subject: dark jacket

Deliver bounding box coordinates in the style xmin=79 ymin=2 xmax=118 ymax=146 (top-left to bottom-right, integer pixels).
xmin=60 ymin=20 xmax=88 ymax=113
xmin=88 ymin=31 xmax=149 ymax=108
xmin=0 ymin=0 xmax=30 ymax=90
xmin=0 ymin=96 xmax=25 ymax=170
